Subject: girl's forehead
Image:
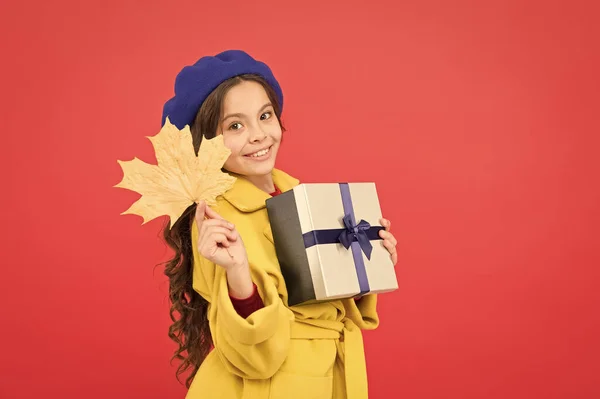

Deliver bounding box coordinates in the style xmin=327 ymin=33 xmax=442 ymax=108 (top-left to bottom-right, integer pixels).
xmin=223 ymin=81 xmax=270 ymax=109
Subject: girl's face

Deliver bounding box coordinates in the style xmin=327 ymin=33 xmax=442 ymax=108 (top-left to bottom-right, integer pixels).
xmin=219 ymin=80 xmax=282 ymax=181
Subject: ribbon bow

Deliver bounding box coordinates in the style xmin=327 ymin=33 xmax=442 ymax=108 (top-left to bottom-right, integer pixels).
xmin=338 ymin=214 xmax=374 ymax=260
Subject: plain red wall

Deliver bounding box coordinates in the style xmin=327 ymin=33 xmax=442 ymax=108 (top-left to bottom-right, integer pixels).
xmin=1 ymin=0 xmax=599 ymax=398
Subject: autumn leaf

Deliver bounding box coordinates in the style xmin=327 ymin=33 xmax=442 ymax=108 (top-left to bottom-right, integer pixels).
xmin=114 ymin=117 xmax=236 ymax=228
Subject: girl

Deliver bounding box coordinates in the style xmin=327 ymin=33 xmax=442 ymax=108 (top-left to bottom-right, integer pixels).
xmin=161 ymin=50 xmax=398 ymax=399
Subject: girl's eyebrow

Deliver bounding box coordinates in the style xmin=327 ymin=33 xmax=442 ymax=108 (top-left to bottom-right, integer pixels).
xmin=222 ymin=103 xmax=273 ymax=122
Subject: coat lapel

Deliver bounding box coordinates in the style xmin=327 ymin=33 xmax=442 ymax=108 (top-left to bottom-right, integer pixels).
xmin=221 ymin=169 xmax=300 ymax=245
xmin=222 ymin=174 xmax=270 ymax=212
xmin=263 ymin=223 xmax=275 ymax=244
xmin=222 ymin=168 xmax=300 ymax=213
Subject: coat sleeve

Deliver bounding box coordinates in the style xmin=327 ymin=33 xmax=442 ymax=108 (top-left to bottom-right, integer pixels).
xmin=342 ymin=294 xmax=380 ymax=330
xmin=190 ymin=218 xmax=295 ymax=380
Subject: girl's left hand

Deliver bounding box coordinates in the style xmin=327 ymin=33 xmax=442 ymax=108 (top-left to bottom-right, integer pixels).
xmin=379 ymin=218 xmax=398 ymax=266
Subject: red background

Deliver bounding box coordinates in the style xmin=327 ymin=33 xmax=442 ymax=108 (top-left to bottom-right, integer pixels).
xmin=1 ymin=0 xmax=599 ymax=398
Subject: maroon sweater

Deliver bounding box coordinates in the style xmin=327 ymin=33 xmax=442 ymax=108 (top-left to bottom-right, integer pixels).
xmin=230 ymin=282 xmax=265 ymax=319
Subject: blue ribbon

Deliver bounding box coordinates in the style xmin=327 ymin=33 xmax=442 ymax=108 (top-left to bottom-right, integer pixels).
xmin=338 ymin=214 xmax=376 ymax=259
xmin=301 ymin=183 xmax=382 ymax=295
xmin=302 ymin=221 xmax=383 ymax=257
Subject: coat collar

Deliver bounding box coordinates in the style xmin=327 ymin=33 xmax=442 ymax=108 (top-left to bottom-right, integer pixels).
xmin=222 ymin=168 xmax=300 ymax=212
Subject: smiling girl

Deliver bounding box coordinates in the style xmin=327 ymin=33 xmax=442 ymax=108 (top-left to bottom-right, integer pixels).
xmin=160 ymin=50 xmax=398 ymax=399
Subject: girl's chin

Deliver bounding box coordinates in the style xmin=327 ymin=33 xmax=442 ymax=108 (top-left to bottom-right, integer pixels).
xmin=226 ymin=160 xmax=276 ymax=177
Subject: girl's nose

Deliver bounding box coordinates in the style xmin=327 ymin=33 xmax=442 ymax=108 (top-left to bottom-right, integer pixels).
xmin=248 ymin=125 xmax=267 ymax=142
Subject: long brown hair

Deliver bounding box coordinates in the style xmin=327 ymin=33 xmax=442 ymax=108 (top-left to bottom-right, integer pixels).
xmin=161 ymin=74 xmax=285 ymax=388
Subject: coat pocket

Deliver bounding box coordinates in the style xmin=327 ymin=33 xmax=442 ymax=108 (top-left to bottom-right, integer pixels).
xmin=269 ymin=370 xmax=333 ymax=399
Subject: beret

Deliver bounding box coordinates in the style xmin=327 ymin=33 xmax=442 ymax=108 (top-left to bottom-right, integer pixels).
xmin=161 ymin=49 xmax=284 ymax=130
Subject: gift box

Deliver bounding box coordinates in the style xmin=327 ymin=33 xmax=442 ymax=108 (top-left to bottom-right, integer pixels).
xmin=266 ymin=182 xmax=398 ymax=306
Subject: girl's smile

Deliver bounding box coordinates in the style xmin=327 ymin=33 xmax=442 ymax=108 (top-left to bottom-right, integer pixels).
xmin=244 ymin=145 xmax=272 ymax=160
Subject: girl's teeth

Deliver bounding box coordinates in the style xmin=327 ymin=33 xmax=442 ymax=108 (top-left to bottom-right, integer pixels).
xmin=251 ymin=148 xmax=269 ymax=157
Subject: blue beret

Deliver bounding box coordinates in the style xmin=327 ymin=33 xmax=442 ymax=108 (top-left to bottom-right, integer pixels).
xmin=161 ymin=49 xmax=284 ymax=130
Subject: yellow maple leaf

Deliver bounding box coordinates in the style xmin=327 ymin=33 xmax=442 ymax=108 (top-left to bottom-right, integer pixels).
xmin=114 ymin=117 xmax=236 ymax=228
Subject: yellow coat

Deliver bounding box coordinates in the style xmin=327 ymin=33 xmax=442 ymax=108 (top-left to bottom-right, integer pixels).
xmin=188 ymin=169 xmax=379 ymax=399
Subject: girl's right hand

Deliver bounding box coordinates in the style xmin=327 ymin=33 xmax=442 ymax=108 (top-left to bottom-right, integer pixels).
xmin=194 ymin=201 xmax=249 ymax=272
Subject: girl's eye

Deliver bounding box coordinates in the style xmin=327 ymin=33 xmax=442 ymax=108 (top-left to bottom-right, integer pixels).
xmin=229 ymin=122 xmax=243 ymax=131
xmin=260 ymin=112 xmax=272 ymax=120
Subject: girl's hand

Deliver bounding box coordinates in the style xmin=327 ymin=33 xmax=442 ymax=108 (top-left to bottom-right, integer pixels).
xmin=379 ymin=218 xmax=398 ymax=266
xmin=195 ymin=201 xmax=249 ymax=271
